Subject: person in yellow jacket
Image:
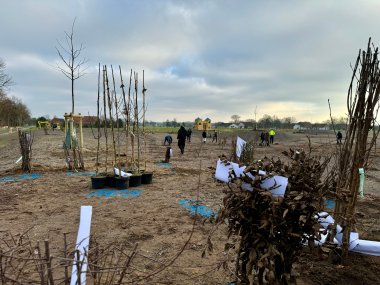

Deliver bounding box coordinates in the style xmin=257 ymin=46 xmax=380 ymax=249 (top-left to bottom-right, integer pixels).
xmin=269 ymin=129 xmax=276 ymax=144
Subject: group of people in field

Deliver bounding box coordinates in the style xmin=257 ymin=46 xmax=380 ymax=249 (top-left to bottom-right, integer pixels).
xmin=163 ymin=127 xmax=219 ymax=155
xmin=164 ymin=127 xmax=344 ymax=159
xmin=259 ymin=129 xmax=276 ymax=146
xmin=163 ymin=126 xmax=192 ymax=155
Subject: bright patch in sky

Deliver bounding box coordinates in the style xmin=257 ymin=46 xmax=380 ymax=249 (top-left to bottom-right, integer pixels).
xmin=1 ymin=1 xmax=379 ymax=122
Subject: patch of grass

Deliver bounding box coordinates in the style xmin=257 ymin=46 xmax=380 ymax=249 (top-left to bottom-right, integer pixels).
xmin=0 ymin=135 xmax=9 ymax=148
xmin=145 ymin=126 xmax=181 ymax=133
xmin=143 ymin=126 xmax=255 ymax=133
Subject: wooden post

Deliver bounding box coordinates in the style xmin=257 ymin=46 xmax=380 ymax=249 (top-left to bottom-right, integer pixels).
xmin=105 ymin=66 xmax=117 ymax=169
xmin=119 ymin=66 xmax=130 ymax=171
xmin=64 ymin=113 xmax=68 ymax=135
xmin=70 ymin=113 xmax=74 ymax=148
xmin=78 ymin=113 xmax=83 ymax=149
xmin=111 ymin=66 xmax=122 ymax=176
xmin=134 ymin=72 xmax=140 ymax=172
xmin=142 ymin=70 xmax=147 ymax=170
xmin=102 ymin=66 xmax=109 ymax=174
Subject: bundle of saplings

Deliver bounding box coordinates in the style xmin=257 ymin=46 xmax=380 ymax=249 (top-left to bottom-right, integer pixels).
xmin=219 ymin=149 xmax=330 ymax=285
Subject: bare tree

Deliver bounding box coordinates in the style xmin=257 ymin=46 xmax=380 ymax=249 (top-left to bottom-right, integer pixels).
xmin=55 ymin=18 xmax=88 ymax=114
xmin=0 ymin=58 xmax=13 ymax=96
xmin=230 ymin=114 xmax=240 ymax=124
xmin=282 ymin=116 xmax=296 ymax=129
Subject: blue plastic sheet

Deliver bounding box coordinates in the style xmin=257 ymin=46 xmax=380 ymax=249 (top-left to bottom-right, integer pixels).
xmin=0 ymin=173 xmax=41 ymax=182
xmin=324 ymin=198 xmax=335 ymax=210
xmin=87 ymin=189 xmax=142 ymax=198
xmin=66 ymin=171 xmax=96 ymax=176
xmin=179 ymin=199 xmax=217 ymax=218
xmin=154 ymin=162 xmax=172 ymax=167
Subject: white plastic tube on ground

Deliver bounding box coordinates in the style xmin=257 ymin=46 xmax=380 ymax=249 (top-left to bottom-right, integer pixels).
xmin=359 ymin=168 xmax=365 ymax=198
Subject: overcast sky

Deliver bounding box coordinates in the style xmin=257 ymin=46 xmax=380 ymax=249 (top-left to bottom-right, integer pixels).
xmin=1 ymin=0 xmax=380 ymax=123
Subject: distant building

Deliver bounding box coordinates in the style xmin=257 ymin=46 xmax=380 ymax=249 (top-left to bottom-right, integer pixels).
xmin=294 ymin=122 xmax=312 ymax=130
xmin=229 ymin=123 xmax=245 ymax=129
xmin=194 ymin=117 xmax=212 ymax=130
xmin=293 ymin=124 xmax=301 ymax=130
xmin=312 ymin=123 xmax=330 ymax=131
xmin=50 ymin=117 xmax=65 ymax=129
xmin=51 ymin=117 xmax=64 ymax=125
xmin=82 ymin=116 xmax=99 ymax=127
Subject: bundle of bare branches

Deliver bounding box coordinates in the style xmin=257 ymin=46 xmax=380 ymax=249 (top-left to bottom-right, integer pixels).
xmin=0 ymin=232 xmax=138 ymax=285
xmin=18 ymin=129 xmax=33 ymax=172
xmin=329 ymin=38 xmax=380 ymax=257
xmin=219 ymin=149 xmax=330 ymax=285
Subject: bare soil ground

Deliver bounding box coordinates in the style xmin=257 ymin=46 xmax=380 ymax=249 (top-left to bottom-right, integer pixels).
xmin=0 ymin=129 xmax=379 ymax=284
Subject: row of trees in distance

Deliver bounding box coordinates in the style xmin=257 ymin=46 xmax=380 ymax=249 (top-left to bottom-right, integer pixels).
xmin=0 ymin=58 xmax=31 ymax=127
xmin=160 ymin=114 xmax=347 ymax=130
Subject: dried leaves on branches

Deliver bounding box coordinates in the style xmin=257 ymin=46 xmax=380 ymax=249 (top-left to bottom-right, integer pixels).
xmin=219 ymin=150 xmax=330 ymax=285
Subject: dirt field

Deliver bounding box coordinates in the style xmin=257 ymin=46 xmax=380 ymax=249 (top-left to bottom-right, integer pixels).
xmin=0 ymin=128 xmax=379 ymax=284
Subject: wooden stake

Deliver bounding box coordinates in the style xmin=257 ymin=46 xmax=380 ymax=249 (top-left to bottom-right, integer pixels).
xmin=102 ymin=66 xmax=109 ymax=174
xmin=111 ymin=65 xmax=122 ymax=177
xmin=105 ymin=66 xmax=117 ymax=171
xmin=134 ymin=72 xmax=140 ymax=172
xmin=44 ymin=240 xmax=54 ymax=285
xmin=142 ymin=70 xmax=147 ymax=170
xmin=96 ymin=63 xmax=101 ymax=175
xmin=119 ymin=66 xmax=130 ymax=171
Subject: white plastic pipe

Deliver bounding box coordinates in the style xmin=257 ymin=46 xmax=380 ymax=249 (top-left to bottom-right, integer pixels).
xmin=359 ymin=168 xmax=365 ymax=198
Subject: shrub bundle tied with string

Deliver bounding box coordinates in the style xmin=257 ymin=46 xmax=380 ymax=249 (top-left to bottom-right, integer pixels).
xmin=219 ymin=149 xmax=330 ymax=285
xmin=18 ymin=129 xmax=33 ymax=172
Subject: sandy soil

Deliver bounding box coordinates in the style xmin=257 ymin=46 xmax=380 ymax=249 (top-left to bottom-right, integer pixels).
xmin=0 ymin=128 xmax=379 ymax=284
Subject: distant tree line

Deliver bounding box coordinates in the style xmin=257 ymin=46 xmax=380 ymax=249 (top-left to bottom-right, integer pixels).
xmin=219 ymin=114 xmax=347 ymax=130
xmin=211 ymin=114 xmax=298 ymax=129
xmin=0 ymin=95 xmax=31 ymax=127
xmin=0 ymin=58 xmax=31 ymax=127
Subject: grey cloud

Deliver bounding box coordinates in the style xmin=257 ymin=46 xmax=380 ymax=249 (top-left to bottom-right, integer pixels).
xmin=1 ymin=0 xmax=380 ymax=122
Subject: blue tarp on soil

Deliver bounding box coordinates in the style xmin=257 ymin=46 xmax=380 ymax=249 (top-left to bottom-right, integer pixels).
xmin=324 ymin=198 xmax=335 ymax=209
xmin=87 ymin=189 xmax=143 ymax=198
xmin=0 ymin=173 xmax=41 ymax=182
xmin=154 ymin=162 xmax=173 ymax=167
xmin=179 ymin=199 xmax=217 ymax=218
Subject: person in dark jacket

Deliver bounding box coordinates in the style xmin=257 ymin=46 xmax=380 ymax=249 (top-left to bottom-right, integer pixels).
xmin=202 ymin=130 xmax=207 ymax=143
xmin=187 ymin=128 xmax=192 ymax=142
xmin=212 ymin=130 xmax=218 ymax=142
xmin=264 ymin=131 xmax=270 ymax=146
xmin=164 ymin=134 xmax=172 ymax=145
xmin=260 ymin=132 xmax=265 ymax=146
xmin=337 ymin=131 xmax=343 ymax=144
xmin=177 ymin=126 xmax=187 ymax=154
